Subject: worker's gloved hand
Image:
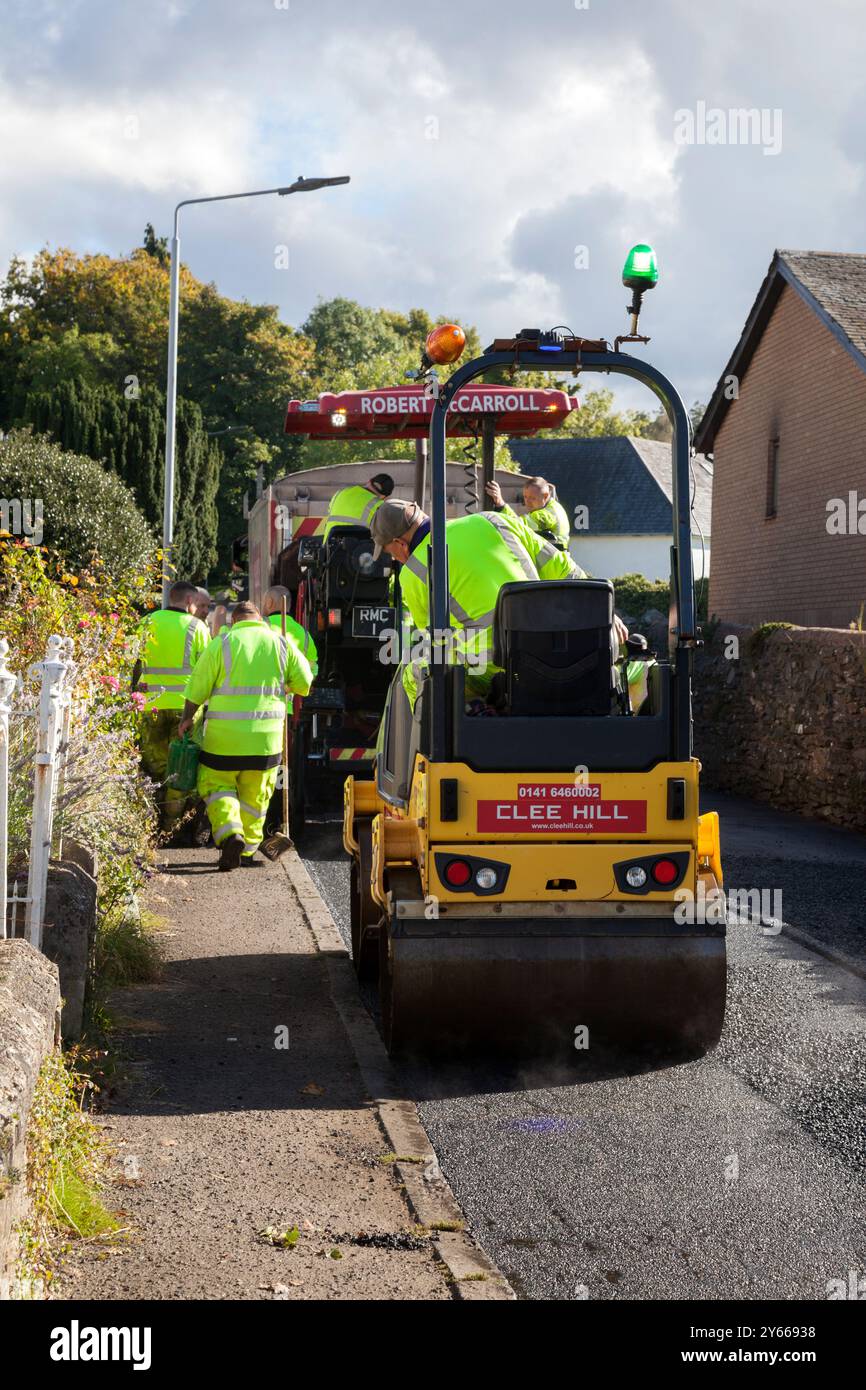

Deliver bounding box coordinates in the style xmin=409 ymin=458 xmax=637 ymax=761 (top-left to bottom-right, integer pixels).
xmin=613 ymin=614 xmax=629 ymax=650
xmin=485 ymin=480 xmax=504 ymax=509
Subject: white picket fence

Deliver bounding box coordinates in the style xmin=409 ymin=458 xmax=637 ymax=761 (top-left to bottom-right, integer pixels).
xmin=0 ymin=634 xmax=76 ymax=951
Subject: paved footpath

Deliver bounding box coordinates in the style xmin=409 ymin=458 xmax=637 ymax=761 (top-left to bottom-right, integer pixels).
xmin=65 ymin=848 xmax=458 ymax=1301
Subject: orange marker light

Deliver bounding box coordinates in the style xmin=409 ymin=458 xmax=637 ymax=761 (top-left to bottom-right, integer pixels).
xmin=426 ymin=323 xmax=466 ymax=365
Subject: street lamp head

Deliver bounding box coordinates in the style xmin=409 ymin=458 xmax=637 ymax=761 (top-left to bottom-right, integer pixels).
xmin=278 ymin=175 xmax=351 ymax=195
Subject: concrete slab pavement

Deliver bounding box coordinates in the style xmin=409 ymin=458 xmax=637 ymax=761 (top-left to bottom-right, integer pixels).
xmin=65 ymin=846 xmax=504 ymax=1301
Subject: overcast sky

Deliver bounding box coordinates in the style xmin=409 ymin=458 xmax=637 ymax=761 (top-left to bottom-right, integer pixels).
xmin=2 ymin=0 xmax=864 ymax=412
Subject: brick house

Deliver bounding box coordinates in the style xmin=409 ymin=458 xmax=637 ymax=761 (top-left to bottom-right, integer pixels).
xmin=696 ymin=250 xmax=866 ymax=628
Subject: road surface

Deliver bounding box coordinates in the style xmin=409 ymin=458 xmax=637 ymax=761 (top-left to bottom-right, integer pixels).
xmin=301 ymin=790 xmax=866 ymax=1300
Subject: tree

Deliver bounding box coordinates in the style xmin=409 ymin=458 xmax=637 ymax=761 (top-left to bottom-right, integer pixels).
xmin=142 ymin=222 xmax=169 ymax=267
xmin=0 ymin=237 xmax=485 ymax=571
xmin=171 ymin=400 xmax=221 ymax=582
xmin=178 ymin=283 xmax=316 ymax=554
xmin=689 ymin=401 xmax=707 ymax=435
xmin=297 ymin=300 xmax=482 ymax=401
xmin=554 ymin=387 xmax=656 ymax=439
xmin=0 ymin=246 xmax=176 ymax=389
xmin=0 ymin=241 xmax=310 ymax=568
xmin=639 ymin=409 xmax=673 ymax=443
xmin=19 ymin=380 xmax=219 ymax=580
xmin=13 ymin=327 xmax=121 ymax=401
xmin=302 ymin=297 xmax=405 ymax=370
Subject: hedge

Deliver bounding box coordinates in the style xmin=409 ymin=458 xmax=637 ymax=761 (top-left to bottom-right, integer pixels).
xmin=0 ymin=428 xmax=154 ymax=585
xmin=613 ymin=571 xmax=709 ymax=623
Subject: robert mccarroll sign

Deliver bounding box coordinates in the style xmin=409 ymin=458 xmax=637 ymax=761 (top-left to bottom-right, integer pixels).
xmin=284 ymin=385 xmax=578 ymax=439
xmin=358 ymin=390 xmax=556 ymax=415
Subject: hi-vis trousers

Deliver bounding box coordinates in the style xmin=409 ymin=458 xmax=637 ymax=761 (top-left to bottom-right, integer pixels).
xmin=140 ymin=708 xmax=188 ymax=829
xmin=197 ymin=765 xmax=279 ymax=859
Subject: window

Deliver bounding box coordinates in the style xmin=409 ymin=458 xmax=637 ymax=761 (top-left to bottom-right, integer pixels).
xmin=765 ymin=436 xmax=780 ymax=518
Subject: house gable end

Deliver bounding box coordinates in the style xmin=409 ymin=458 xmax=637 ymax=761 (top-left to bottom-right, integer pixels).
xmin=697 ymin=249 xmax=866 ymax=452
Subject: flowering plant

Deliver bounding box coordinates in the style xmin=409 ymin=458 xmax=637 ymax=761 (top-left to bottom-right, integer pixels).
xmin=0 ymin=542 xmax=159 ymax=870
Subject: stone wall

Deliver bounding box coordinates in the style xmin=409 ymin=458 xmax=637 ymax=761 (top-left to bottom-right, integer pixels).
xmin=692 ymin=621 xmax=866 ymax=827
xmin=0 ymin=940 xmax=61 ymax=1297
xmin=42 ymin=852 xmax=98 ymax=1042
xmin=8 ymin=846 xmax=98 ymax=1042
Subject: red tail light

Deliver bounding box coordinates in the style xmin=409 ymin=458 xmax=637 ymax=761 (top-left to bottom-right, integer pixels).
xmin=443 ymin=858 xmax=471 ymax=887
xmin=327 ymin=607 xmax=342 ymax=628
xmin=652 ymin=858 xmax=679 ymax=885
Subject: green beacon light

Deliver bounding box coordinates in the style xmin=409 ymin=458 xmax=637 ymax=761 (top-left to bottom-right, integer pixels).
xmin=622 ymin=243 xmax=659 ymax=291
xmin=621 ymin=243 xmax=658 ymax=341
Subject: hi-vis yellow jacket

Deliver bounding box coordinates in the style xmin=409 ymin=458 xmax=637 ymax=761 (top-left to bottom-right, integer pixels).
xmin=137 ymin=609 xmax=209 ymax=712
xmin=400 ymin=510 xmax=580 ymax=632
xmin=500 ymin=495 xmax=571 ymax=550
xmin=397 ymin=510 xmax=581 ymax=704
xmin=184 ymin=620 xmax=313 ymax=765
xmin=317 ymin=485 xmax=384 ymax=540
xmin=526 ymin=495 xmax=571 ymax=549
xmin=266 ymin=612 xmax=318 ymax=677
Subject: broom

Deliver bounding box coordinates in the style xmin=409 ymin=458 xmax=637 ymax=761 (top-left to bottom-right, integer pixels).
xmin=260 ymin=595 xmax=294 ymax=860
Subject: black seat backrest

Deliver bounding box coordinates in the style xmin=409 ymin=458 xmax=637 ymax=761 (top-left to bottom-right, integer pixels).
xmin=492 ymin=580 xmax=617 ymax=717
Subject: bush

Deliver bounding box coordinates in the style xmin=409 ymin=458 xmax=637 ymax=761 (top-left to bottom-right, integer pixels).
xmin=1 ymin=541 xmax=160 ymax=1054
xmin=612 ymin=572 xmax=670 ymax=619
xmin=1 ymin=544 xmax=159 ymax=1294
xmin=0 ymin=428 xmax=155 ymax=585
xmin=0 ymin=542 xmax=157 ymax=950
xmin=1 ymin=542 xmax=157 ymax=1045
xmin=612 ymin=571 xmax=709 ymax=624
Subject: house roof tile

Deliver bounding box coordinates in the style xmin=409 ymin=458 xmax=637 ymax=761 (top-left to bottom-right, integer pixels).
xmin=506 ymin=435 xmax=712 ymax=537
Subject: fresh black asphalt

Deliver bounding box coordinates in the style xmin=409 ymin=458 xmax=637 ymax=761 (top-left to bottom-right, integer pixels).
xmin=301 ymin=791 xmax=866 ymax=1300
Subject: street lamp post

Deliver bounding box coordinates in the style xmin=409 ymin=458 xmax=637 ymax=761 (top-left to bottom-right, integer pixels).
xmin=161 ymin=175 xmax=350 ymax=604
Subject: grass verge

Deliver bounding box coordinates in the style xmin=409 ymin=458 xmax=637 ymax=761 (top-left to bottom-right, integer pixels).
xmin=16 ymin=1048 xmax=120 ymax=1295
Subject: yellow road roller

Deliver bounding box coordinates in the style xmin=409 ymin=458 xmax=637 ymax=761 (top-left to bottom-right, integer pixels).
xmin=344 ymin=251 xmax=725 ymax=1055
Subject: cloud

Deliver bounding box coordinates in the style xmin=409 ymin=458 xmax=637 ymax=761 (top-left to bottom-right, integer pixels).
xmin=1 ymin=0 xmax=865 ymax=414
